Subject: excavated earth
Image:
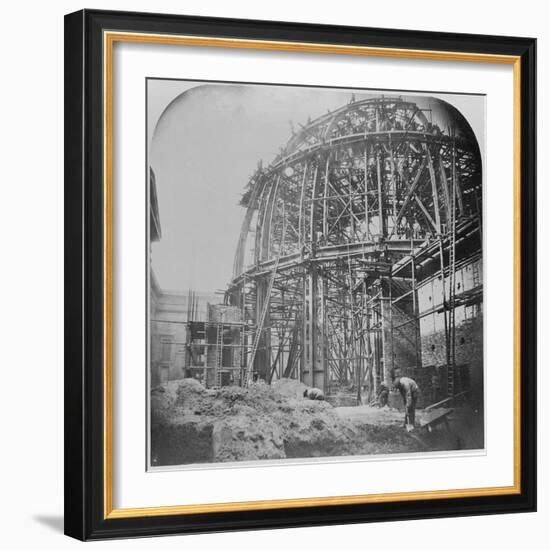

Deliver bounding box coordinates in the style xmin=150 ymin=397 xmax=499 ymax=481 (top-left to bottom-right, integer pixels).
xmin=150 ymin=378 xmax=471 ymax=466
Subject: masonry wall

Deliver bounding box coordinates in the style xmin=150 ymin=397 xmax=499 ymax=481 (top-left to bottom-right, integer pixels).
xmin=413 ymin=257 xmax=483 ymax=407
xmin=381 ymin=298 xmax=420 ymax=384
xmin=150 ymin=286 xmax=221 ymax=386
xmin=205 ymin=304 xmax=243 ymax=387
xmin=151 ymin=289 xmax=188 ymax=385
xmin=150 ymin=275 xmax=162 ymax=386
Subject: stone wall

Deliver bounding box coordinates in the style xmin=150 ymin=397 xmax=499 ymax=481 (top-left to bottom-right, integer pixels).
xmin=410 ymin=256 xmax=483 ymax=407
xmin=382 ymin=298 xmax=420 ymax=383
xmin=205 ymin=304 xmax=243 ymax=387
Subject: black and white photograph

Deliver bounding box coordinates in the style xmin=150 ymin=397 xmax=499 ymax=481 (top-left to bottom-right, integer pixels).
xmin=148 ymin=80 xmax=484 ymax=468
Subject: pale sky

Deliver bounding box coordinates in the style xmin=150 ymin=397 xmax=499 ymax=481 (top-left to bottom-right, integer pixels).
xmin=148 ymin=80 xmax=484 ymax=293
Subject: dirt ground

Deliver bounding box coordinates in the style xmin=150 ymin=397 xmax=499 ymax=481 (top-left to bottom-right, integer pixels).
xmin=150 ymin=378 xmax=483 ymax=466
xmin=335 ymin=405 xmax=484 ymax=454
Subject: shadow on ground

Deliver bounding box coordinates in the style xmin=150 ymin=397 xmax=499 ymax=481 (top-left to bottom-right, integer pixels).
xmin=33 ymin=515 xmax=64 ymax=533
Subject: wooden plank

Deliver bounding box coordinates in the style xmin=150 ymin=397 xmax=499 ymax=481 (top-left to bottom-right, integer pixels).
xmin=419 ymin=408 xmax=453 ymax=429
xmin=424 ymin=390 xmax=469 ymax=411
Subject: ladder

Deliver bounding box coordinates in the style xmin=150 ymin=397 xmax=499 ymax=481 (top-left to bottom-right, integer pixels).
xmin=472 ymin=260 xmax=480 ymax=289
xmin=215 ymin=322 xmax=223 ymax=387
xmin=447 ymin=140 xmax=458 ymax=397
xmin=202 ymin=322 xmax=209 ymax=385
xmin=238 ymin=274 xmax=248 ymax=387
xmin=239 ymin=317 xmax=246 ymax=387
xmin=245 ymin=253 xmax=282 ymax=386
xmin=245 ymin=208 xmax=287 ymax=387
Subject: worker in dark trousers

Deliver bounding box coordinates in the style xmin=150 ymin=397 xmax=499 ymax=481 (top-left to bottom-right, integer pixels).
xmin=391 ymin=369 xmax=419 ymax=431
xmin=377 ymin=382 xmax=389 ymax=407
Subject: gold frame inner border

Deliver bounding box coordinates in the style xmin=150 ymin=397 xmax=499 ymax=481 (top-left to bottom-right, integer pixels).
xmin=103 ymin=30 xmax=522 ymax=520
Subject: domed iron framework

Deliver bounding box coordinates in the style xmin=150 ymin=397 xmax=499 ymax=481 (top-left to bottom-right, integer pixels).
xmin=227 ymin=95 xmax=482 ymax=400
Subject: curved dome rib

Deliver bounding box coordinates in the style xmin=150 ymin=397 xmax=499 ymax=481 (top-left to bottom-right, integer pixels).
xmin=228 ymin=94 xmax=482 ymax=393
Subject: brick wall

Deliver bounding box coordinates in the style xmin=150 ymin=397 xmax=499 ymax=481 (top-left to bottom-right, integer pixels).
xmin=205 ymin=304 xmax=244 ymax=387
xmin=382 ymin=298 xmax=420 ymax=383
xmin=391 ymin=363 xmax=474 ymax=409
xmin=207 ymin=304 xmax=242 ymax=323
xmin=416 ymin=311 xmax=483 ymax=404
xmin=412 ymin=255 xmax=483 ymax=407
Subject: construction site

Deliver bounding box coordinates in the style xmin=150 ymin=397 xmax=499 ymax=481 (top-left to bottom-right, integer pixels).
xmin=150 ymin=93 xmax=484 ymax=467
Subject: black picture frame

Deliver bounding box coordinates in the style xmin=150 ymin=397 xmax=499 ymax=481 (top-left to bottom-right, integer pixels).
xmin=64 ymin=8 xmax=536 ymax=541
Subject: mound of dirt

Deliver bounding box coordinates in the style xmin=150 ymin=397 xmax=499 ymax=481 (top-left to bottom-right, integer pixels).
xmin=151 ymin=378 xmax=363 ymax=465
xmin=271 ymin=378 xmax=308 ymax=399
xmin=213 ymin=409 xmax=286 ymax=462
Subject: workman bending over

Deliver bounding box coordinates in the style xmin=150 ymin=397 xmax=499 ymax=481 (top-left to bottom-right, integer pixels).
xmin=391 ymin=369 xmax=419 ymax=431
xmin=303 ymin=387 xmax=325 ymax=401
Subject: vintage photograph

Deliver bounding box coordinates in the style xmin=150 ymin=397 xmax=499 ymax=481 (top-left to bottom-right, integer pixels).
xmin=148 ymin=80 xmax=484 ymax=468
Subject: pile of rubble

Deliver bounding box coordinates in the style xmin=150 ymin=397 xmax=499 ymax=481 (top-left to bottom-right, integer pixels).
xmin=150 ymin=378 xmax=363 ymax=466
